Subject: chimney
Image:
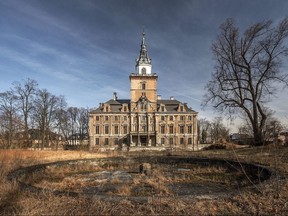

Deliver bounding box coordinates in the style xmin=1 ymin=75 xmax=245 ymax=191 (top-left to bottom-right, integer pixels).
xmin=170 ymin=96 xmax=174 ymax=100
xmin=113 ymin=92 xmax=117 ymax=100
xmin=157 ymin=95 xmax=162 ymax=100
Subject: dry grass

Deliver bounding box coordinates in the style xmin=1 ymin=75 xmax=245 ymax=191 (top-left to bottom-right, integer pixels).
xmin=0 ymin=146 xmax=288 ymax=215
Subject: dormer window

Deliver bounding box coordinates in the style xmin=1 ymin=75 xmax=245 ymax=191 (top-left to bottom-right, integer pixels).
xmin=105 ymin=106 xmax=109 ymax=112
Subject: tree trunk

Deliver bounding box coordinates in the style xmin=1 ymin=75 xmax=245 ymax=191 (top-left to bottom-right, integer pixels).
xmin=252 ymin=123 xmax=264 ymax=146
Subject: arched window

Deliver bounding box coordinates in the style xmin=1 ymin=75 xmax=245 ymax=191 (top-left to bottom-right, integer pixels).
xmin=141 ymin=67 xmax=146 ymax=74
xmin=142 ymin=83 xmax=146 ymax=90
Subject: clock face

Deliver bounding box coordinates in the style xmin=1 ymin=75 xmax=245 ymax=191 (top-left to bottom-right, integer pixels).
xmin=141 ymin=67 xmax=146 ymax=74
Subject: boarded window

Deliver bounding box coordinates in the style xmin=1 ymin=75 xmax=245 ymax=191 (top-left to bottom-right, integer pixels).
xmin=188 ymin=125 xmax=192 ymax=134
xmin=180 ymin=125 xmax=184 ymax=134
xmin=161 ymin=125 xmax=165 ymax=134
xmin=105 ymin=125 xmax=109 ymax=134
xmin=95 ymin=125 xmax=100 ymax=134
xmin=105 ymin=138 xmax=109 ymax=145
xmin=169 ymin=125 xmax=174 ymax=134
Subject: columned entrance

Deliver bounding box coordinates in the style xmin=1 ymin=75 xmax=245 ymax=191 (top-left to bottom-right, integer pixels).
xmin=130 ymin=134 xmax=155 ymax=147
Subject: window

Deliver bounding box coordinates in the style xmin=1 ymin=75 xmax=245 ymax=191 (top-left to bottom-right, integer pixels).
xmin=169 ymin=138 xmax=173 ymax=145
xmin=95 ymin=125 xmax=100 ymax=134
xmin=161 ymin=116 xmax=165 ymax=121
xmin=180 ymin=106 xmax=184 ymax=112
xmin=161 ymin=138 xmax=165 ymax=145
xmin=142 ymin=125 xmax=146 ymax=132
xmin=180 ymin=125 xmax=184 ymax=134
xmin=188 ymin=116 xmax=192 ymax=121
xmin=96 ymin=116 xmax=100 ymax=121
xmin=123 ymin=116 xmax=127 ymax=121
xmin=123 ymin=125 xmax=128 ymax=134
xmin=105 ymin=125 xmax=109 ymax=134
xmin=188 ymin=125 xmax=192 ymax=134
xmin=123 ymin=106 xmax=127 ymax=112
xmin=188 ymin=138 xmax=192 ymax=144
xmin=142 ymin=67 xmax=146 ymax=74
xmin=105 ymin=116 xmax=109 ymax=121
xmin=142 ymin=83 xmax=146 ymax=90
xmin=180 ymin=116 xmax=185 ymax=121
xmin=169 ymin=125 xmax=174 ymax=134
xmin=95 ymin=138 xmax=99 ymax=145
xmin=161 ymin=106 xmax=165 ymax=112
xmin=180 ymin=138 xmax=184 ymax=144
xmin=114 ymin=125 xmax=119 ymax=134
xmin=105 ymin=138 xmax=109 ymax=145
xmin=142 ymin=116 xmax=146 ymax=121
xmin=160 ymin=125 xmax=165 ymax=134
xmin=115 ymin=116 xmax=118 ymax=121
xmin=105 ymin=107 xmax=109 ymax=112
xmin=114 ymin=138 xmax=119 ymax=145
xmin=169 ymin=116 xmax=173 ymax=121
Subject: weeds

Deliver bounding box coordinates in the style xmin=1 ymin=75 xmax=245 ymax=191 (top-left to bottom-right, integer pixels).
xmin=0 ymin=146 xmax=287 ymax=215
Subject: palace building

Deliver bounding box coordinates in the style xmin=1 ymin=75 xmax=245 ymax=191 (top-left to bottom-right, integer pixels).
xmin=89 ymin=33 xmax=198 ymax=150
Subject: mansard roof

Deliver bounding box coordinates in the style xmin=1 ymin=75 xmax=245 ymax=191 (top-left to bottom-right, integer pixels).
xmin=90 ymin=99 xmax=130 ymax=114
xmin=106 ymin=99 xmax=130 ymax=105
xmin=157 ymin=99 xmax=197 ymax=113
xmin=90 ymin=98 xmax=197 ymax=113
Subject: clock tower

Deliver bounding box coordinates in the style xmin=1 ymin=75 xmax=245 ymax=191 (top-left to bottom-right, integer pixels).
xmin=130 ymin=32 xmax=158 ymax=113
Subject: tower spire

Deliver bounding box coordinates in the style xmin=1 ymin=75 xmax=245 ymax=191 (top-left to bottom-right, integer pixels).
xmin=136 ymin=30 xmax=152 ymax=75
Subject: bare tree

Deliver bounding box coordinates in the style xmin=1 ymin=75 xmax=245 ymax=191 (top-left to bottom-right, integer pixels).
xmin=78 ymin=107 xmax=89 ymax=145
xmin=55 ymin=96 xmax=69 ymax=147
xmin=203 ymin=18 xmax=288 ymax=145
xmin=12 ymin=78 xmax=38 ymax=147
xmin=33 ymin=89 xmax=60 ymax=149
xmin=0 ymin=91 xmax=20 ymax=148
xmin=65 ymin=107 xmax=89 ymax=146
xmin=210 ymin=117 xmax=229 ymax=143
xmin=198 ymin=118 xmax=211 ymax=143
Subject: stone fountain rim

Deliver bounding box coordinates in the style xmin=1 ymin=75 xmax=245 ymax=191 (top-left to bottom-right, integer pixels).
xmin=7 ymin=156 xmax=275 ymax=201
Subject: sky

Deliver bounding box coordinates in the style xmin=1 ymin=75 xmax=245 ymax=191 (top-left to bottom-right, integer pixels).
xmin=1 ymin=0 xmax=288 ymax=131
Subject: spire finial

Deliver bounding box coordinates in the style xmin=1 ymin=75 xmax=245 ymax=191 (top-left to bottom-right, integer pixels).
xmin=142 ymin=29 xmax=145 ymax=45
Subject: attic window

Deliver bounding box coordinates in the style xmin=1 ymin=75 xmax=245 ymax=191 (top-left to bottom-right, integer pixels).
xmin=180 ymin=106 xmax=184 ymax=112
xmin=105 ymin=106 xmax=109 ymax=112
xmin=161 ymin=106 xmax=165 ymax=112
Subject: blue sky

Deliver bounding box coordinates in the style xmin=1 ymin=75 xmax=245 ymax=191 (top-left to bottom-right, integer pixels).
xmin=1 ymin=0 xmax=288 ymax=130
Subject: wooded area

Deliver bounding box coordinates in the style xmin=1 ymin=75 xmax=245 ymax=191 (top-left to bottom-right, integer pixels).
xmin=0 ymin=79 xmax=89 ymax=149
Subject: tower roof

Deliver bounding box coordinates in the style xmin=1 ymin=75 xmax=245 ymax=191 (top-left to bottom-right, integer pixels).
xmin=136 ymin=31 xmax=151 ymax=67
